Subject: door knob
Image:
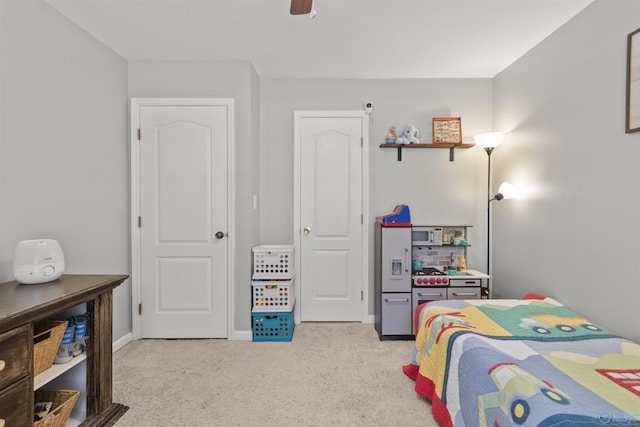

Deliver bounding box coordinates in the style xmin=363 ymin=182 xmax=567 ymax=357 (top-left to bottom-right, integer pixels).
xmin=215 ymin=231 xmax=227 ymax=239
xmin=303 ymin=226 xmax=311 ymax=234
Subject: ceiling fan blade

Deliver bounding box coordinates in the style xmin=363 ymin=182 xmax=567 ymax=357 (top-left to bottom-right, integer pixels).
xmin=290 ymin=0 xmax=313 ymax=15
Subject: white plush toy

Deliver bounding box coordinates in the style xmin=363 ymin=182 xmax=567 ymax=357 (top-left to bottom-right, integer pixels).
xmin=395 ymin=124 xmax=420 ymax=144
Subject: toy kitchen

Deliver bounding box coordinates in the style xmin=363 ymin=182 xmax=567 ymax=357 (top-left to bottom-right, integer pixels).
xmin=373 ymin=205 xmax=489 ymax=340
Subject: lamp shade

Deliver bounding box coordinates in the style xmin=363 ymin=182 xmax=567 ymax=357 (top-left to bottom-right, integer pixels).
xmin=497 ymin=181 xmax=517 ymax=199
xmin=474 ymin=132 xmax=505 ymax=149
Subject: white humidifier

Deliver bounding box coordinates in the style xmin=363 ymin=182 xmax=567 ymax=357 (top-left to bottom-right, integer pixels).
xmin=13 ymin=239 xmax=65 ymax=284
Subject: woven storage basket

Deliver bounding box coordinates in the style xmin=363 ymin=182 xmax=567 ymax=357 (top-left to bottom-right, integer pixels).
xmin=33 ymin=320 xmax=68 ymax=376
xmin=34 ymin=389 xmax=80 ymax=427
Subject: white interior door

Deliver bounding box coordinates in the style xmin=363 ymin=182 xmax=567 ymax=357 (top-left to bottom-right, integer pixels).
xmin=136 ymin=101 xmax=231 ymax=338
xmin=295 ymin=112 xmax=367 ymax=321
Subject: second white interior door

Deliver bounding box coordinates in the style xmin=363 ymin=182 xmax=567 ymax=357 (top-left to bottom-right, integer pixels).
xmin=297 ymin=113 xmax=365 ymax=321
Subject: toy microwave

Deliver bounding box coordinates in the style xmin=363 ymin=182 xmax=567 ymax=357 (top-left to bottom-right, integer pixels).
xmin=376 ymin=204 xmax=411 ymax=226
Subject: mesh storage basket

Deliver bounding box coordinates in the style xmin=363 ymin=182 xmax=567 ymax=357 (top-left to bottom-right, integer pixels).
xmin=252 ymin=305 xmax=295 ymax=342
xmin=252 ymin=245 xmax=294 ymax=279
xmin=252 ymin=279 xmax=294 ymax=312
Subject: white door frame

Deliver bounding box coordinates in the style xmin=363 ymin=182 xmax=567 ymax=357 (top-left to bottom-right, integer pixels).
xmin=293 ymin=110 xmax=370 ymax=324
xmin=130 ymin=98 xmax=236 ymax=340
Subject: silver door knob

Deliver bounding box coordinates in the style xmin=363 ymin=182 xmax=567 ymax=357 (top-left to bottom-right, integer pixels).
xmin=303 ymin=226 xmax=311 ymax=234
xmin=215 ymin=231 xmax=227 ymax=239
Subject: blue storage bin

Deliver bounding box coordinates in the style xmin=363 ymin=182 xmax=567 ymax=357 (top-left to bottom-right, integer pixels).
xmin=252 ymin=305 xmax=295 ymax=342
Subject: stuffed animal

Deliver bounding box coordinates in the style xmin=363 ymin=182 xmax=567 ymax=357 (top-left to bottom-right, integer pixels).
xmin=395 ymin=124 xmax=420 ymax=144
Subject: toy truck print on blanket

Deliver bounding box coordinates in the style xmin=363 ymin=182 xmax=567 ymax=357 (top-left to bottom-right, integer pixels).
xmin=519 ymin=313 xmax=602 ymax=334
xmin=403 ymin=297 xmax=640 ymax=427
xmin=478 ymin=362 xmax=570 ymax=426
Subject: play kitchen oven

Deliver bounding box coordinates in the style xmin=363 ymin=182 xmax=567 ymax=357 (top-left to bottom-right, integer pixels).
xmin=411 ymin=276 xmax=482 ymax=328
xmin=411 ymin=266 xmax=482 ymax=332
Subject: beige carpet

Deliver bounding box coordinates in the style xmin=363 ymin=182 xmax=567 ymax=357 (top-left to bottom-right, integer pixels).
xmin=112 ymin=322 xmax=440 ymax=426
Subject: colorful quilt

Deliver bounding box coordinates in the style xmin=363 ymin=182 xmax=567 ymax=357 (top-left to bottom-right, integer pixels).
xmin=403 ymin=297 xmax=640 ymax=426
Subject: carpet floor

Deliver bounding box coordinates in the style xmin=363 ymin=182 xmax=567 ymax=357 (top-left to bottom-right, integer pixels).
xmin=112 ymin=322 xmax=439 ymax=426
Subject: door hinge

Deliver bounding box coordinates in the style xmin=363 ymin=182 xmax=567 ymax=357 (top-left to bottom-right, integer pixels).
xmin=137 ymin=128 xmax=141 ymax=140
xmin=361 ymin=213 xmax=363 ymax=224
xmin=361 ymin=137 xmax=363 ymax=147
xmin=138 ymin=216 xmax=142 ymax=228
xmin=361 ymin=290 xmax=364 ymax=301
xmin=138 ymin=303 xmax=142 ymax=315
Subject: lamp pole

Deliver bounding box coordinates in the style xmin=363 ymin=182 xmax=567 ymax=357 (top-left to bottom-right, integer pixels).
xmin=485 ymin=147 xmax=495 ymax=279
xmin=474 ymin=131 xmax=505 ymax=298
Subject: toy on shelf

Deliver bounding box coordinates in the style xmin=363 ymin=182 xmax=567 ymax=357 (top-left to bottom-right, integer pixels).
xmin=395 ymin=124 xmax=420 ymax=145
xmin=385 ymin=126 xmax=397 ymax=144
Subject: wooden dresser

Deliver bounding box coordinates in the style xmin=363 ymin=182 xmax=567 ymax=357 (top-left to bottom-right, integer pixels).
xmin=0 ymin=274 xmax=128 ymax=426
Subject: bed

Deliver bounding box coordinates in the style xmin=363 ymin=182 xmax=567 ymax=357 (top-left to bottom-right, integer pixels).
xmin=403 ymin=295 xmax=640 ymax=426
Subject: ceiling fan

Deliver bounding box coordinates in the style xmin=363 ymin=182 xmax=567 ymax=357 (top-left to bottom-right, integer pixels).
xmin=290 ymin=0 xmax=313 ymax=15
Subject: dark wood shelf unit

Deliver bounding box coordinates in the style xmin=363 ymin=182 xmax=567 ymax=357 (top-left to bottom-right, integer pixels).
xmin=379 ymin=142 xmax=475 ymax=161
xmin=0 ymin=274 xmax=128 ymax=426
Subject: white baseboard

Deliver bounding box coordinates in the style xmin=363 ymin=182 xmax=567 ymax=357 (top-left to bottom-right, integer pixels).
xmin=231 ymin=329 xmax=252 ymax=341
xmin=112 ymin=332 xmax=134 ymax=352
xmin=365 ymin=315 xmax=375 ymax=324
xmin=112 ymin=330 xmax=251 ymax=348
xmin=114 ymin=321 xmax=373 ymax=345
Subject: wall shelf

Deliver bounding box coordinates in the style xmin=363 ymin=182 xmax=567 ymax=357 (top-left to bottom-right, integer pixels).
xmin=379 ymin=142 xmax=475 ymax=162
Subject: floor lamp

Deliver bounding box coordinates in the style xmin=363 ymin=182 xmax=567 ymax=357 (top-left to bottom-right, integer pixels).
xmin=474 ymin=132 xmax=505 ymax=297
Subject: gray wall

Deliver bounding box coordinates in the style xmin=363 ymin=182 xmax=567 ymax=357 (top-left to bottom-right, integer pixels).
xmin=128 ymin=61 xmax=260 ymax=332
xmin=260 ymin=79 xmax=493 ymax=314
xmin=492 ymin=0 xmax=640 ymax=342
xmin=0 ymin=0 xmax=131 ymax=339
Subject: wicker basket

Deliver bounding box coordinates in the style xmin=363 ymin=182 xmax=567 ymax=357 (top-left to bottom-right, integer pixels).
xmin=34 ymin=389 xmax=80 ymax=427
xmin=33 ymin=320 xmax=68 ymax=376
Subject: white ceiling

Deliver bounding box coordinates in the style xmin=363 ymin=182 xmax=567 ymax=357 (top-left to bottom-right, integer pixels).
xmin=43 ymin=0 xmax=594 ymax=79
